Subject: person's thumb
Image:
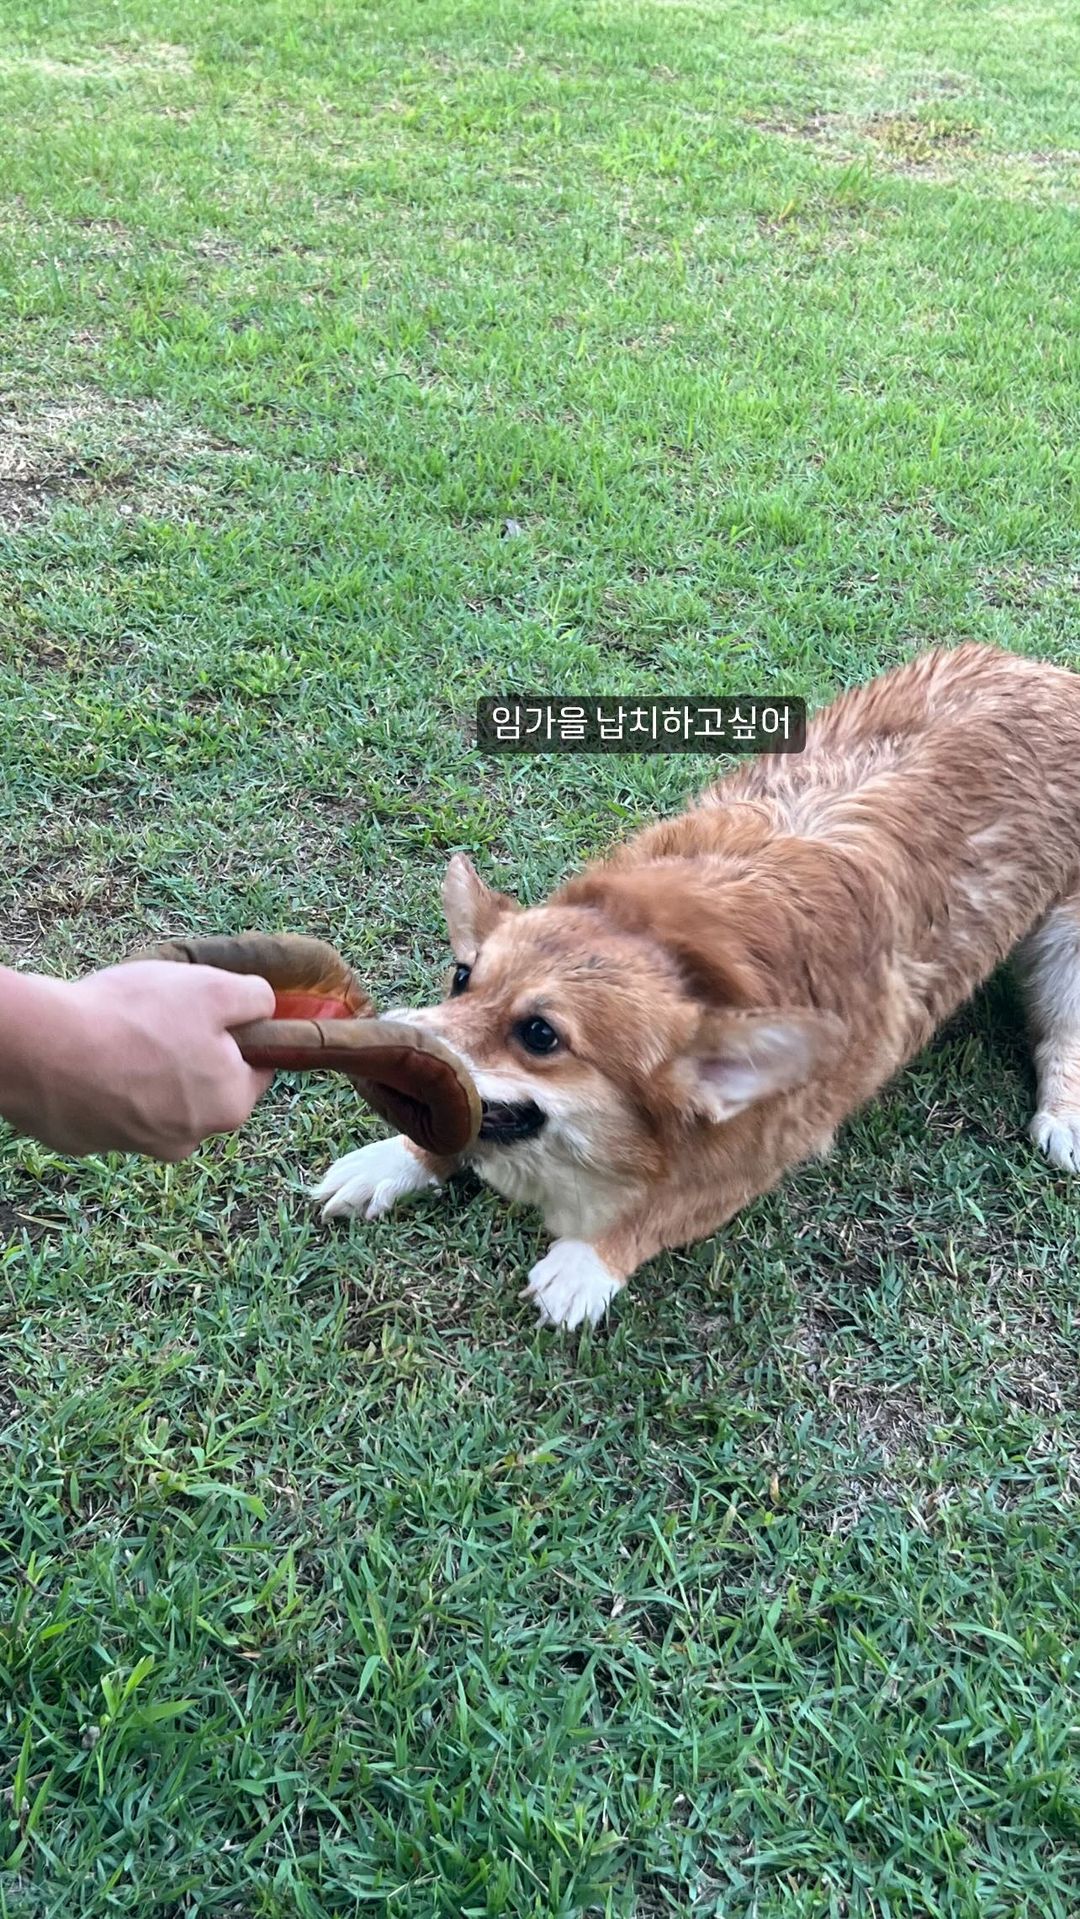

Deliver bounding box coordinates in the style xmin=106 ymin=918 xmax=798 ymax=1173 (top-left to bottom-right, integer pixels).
xmin=199 ymin=966 xmax=277 ymax=1027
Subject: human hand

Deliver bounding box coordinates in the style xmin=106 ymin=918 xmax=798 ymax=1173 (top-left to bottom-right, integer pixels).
xmin=0 ymin=961 xmax=276 ymax=1160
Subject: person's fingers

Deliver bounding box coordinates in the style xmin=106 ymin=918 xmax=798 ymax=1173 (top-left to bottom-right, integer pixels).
xmin=207 ymin=1057 xmax=275 ymax=1134
xmin=194 ymin=965 xmax=277 ymax=1025
xmin=218 ymin=1043 xmax=275 ymax=1098
xmin=161 ymin=1139 xmax=201 ymax=1163
xmin=245 ymin=1066 xmax=275 ymax=1101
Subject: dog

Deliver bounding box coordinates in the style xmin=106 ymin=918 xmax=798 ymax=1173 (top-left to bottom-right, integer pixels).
xmin=313 ymin=643 xmax=1080 ymax=1329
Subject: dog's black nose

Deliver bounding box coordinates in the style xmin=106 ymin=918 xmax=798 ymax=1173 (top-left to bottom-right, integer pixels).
xmin=478 ymin=1100 xmax=547 ymax=1144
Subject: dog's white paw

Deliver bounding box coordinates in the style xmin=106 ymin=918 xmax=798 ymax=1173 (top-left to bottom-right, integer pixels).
xmin=310 ymin=1136 xmax=438 ymax=1221
xmin=1030 ymin=1109 xmax=1080 ymax=1174
xmin=522 ymin=1239 xmax=622 ymax=1331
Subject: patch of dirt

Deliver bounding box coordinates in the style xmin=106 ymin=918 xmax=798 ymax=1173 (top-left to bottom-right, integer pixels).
xmin=0 ymin=459 xmax=135 ymax=530
xmin=1024 ymin=148 xmax=1080 ymax=169
xmin=0 ymin=44 xmax=192 ymax=81
xmin=790 ymin=1298 xmax=934 ymax=1457
xmin=0 ymin=399 xmax=116 ymax=529
xmin=0 ymin=579 xmax=135 ymax=675
xmin=863 ymin=110 xmax=981 ymax=167
xmin=750 ymin=102 xmax=984 ymax=181
xmin=8 ymin=629 xmax=77 ymax=672
xmin=0 ymin=470 xmax=62 ymax=529
xmin=0 ymin=853 xmax=138 ymax=964
xmin=191 ymin=235 xmax=239 ymax=262
xmin=0 ymin=1197 xmax=68 ymax=1248
xmin=844 ymin=61 xmax=967 ymax=98
xmin=0 ymin=392 xmax=242 ymax=535
xmin=978 ymin=562 xmax=1080 ymax=610
xmin=751 ymin=110 xmax=835 ymax=144
xmin=73 ymin=215 xmax=131 ymax=239
xmin=754 ymin=103 xmax=1078 ymax=203
xmin=834 ymin=1375 xmax=934 ymax=1462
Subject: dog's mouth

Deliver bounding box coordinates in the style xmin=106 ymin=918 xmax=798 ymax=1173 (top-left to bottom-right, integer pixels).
xmin=477 ymin=1100 xmax=547 ymax=1145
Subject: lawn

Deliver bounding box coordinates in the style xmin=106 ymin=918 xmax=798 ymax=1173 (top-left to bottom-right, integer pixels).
xmin=1 ymin=0 xmax=1079 ymax=1912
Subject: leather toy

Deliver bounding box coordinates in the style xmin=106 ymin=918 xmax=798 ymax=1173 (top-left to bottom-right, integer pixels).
xmin=128 ymin=932 xmax=480 ymax=1157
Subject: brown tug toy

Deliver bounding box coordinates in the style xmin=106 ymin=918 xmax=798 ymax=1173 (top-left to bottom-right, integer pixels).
xmin=128 ymin=932 xmax=481 ymax=1157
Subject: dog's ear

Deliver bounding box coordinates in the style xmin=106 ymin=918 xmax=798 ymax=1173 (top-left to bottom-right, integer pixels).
xmin=442 ymin=854 xmax=520 ymax=964
xmin=676 ymin=1007 xmax=845 ymax=1122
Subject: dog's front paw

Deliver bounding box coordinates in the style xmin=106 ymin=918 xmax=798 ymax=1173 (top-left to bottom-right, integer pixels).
xmin=310 ymin=1136 xmax=438 ymax=1222
xmin=522 ymin=1239 xmax=622 ymax=1331
xmin=1031 ymin=1109 xmax=1080 ymax=1174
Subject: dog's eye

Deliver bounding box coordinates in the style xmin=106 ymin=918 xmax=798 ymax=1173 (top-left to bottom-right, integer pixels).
xmin=516 ymin=1015 xmax=560 ymax=1056
xmin=450 ymin=964 xmax=471 ymax=997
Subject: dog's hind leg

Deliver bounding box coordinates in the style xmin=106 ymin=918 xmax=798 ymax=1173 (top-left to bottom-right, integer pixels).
xmin=1016 ymin=893 xmax=1080 ymax=1172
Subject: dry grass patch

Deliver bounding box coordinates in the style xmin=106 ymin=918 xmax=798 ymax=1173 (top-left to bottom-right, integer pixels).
xmin=0 ymin=392 xmax=245 ymax=532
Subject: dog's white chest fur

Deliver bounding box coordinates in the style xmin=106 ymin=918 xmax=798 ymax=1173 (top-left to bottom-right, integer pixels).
xmin=471 ymin=1133 xmax=626 ymax=1240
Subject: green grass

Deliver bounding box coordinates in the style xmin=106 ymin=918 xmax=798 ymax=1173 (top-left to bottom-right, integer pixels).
xmin=1 ymin=0 xmax=1079 ymax=1911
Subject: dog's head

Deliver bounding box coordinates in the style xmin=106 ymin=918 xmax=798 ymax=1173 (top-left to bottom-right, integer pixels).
xmin=405 ymin=855 xmax=844 ymax=1207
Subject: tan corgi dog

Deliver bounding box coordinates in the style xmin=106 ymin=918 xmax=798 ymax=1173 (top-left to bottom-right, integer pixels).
xmin=313 ymin=644 xmax=1080 ymax=1329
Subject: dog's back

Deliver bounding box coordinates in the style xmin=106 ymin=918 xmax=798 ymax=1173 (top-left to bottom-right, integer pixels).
xmin=568 ymin=645 xmax=1080 ymax=1052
